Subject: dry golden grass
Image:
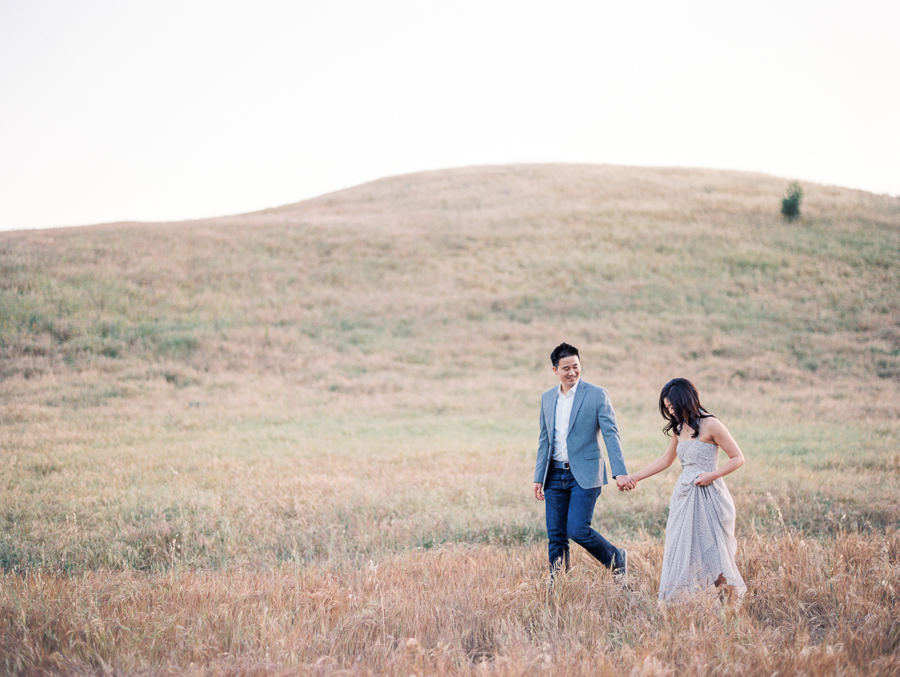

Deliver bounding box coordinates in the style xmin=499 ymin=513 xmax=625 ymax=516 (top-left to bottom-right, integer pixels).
xmin=1 ymin=164 xmax=899 ymax=674
xmin=2 ymin=533 xmax=898 ymax=675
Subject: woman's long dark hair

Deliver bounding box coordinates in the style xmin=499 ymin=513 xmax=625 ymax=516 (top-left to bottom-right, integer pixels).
xmin=659 ymin=378 xmax=715 ymax=438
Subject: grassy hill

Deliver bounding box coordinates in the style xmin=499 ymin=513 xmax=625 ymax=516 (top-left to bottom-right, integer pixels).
xmin=4 ymin=164 xmax=898 ymax=394
xmin=1 ymin=164 xmax=899 ymax=675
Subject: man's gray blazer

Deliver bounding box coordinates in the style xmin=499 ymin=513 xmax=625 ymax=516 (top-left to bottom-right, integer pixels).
xmin=534 ymin=380 xmax=627 ymax=490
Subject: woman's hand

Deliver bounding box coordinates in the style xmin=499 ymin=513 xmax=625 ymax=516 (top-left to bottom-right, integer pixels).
xmin=693 ymin=472 xmax=718 ymax=487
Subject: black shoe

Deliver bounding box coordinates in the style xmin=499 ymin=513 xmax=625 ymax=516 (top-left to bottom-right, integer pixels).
xmin=612 ymin=548 xmax=628 ymax=580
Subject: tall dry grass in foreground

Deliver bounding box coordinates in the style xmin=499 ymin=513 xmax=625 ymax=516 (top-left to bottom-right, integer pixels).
xmin=2 ymin=533 xmax=898 ymax=676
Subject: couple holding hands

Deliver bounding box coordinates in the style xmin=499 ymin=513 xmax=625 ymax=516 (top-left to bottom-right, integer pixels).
xmin=533 ymin=343 xmax=746 ymax=601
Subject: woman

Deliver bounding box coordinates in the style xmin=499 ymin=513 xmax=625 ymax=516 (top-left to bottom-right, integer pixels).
xmin=629 ymin=378 xmax=746 ymax=601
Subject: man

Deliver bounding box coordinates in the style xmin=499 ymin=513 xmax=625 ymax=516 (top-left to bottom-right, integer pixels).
xmin=533 ymin=342 xmax=634 ymax=578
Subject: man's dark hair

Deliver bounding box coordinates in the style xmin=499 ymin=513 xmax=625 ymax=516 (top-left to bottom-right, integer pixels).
xmin=550 ymin=342 xmax=579 ymax=368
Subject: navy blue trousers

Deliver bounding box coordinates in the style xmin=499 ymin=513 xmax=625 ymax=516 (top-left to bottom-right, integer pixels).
xmin=543 ymin=465 xmax=618 ymax=572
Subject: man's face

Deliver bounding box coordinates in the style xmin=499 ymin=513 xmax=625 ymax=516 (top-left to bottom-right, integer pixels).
xmin=553 ymin=355 xmax=581 ymax=393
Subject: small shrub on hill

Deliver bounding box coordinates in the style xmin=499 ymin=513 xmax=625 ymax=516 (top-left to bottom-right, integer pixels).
xmin=781 ymin=181 xmax=803 ymax=221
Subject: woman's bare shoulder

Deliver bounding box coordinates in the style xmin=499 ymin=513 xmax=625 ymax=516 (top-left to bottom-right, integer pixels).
xmin=700 ymin=416 xmax=728 ymax=441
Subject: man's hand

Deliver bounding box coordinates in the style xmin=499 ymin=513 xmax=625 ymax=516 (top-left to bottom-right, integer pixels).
xmin=533 ymin=482 xmax=544 ymax=501
xmin=615 ymin=475 xmax=636 ymax=492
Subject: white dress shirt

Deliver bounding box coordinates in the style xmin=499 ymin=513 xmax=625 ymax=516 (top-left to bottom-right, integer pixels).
xmin=552 ymin=379 xmax=579 ymax=463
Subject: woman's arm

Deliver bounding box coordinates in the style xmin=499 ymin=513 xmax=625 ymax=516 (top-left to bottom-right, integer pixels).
xmin=630 ymin=435 xmax=679 ymax=484
xmin=694 ymin=419 xmax=744 ymax=486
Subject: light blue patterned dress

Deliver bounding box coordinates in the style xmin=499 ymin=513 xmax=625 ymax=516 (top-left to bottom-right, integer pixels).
xmin=658 ymin=438 xmax=746 ymax=601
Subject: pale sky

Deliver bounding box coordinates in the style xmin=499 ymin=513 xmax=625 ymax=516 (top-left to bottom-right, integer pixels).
xmin=1 ymin=0 xmax=898 ymax=231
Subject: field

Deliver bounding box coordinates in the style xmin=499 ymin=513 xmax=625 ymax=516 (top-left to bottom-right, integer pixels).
xmin=1 ymin=164 xmax=899 ymax=675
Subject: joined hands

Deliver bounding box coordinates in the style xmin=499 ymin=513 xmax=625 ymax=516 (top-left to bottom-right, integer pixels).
xmin=616 ymin=475 xmax=636 ymax=492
